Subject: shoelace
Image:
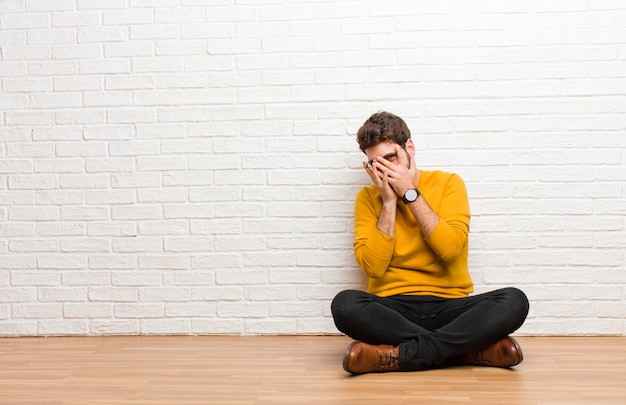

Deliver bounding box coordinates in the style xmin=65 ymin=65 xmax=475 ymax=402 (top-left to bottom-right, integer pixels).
xmin=375 ymin=349 xmax=399 ymax=370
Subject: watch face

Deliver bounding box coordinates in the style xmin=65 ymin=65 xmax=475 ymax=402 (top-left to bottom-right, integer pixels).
xmin=405 ymin=189 xmax=418 ymax=201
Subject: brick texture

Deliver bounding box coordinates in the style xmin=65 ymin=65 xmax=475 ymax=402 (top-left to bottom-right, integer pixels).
xmin=1 ymin=1 xmax=625 ymax=336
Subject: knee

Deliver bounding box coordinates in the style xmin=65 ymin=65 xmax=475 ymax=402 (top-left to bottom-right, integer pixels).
xmin=502 ymin=287 xmax=530 ymax=321
xmin=331 ymin=289 xmax=360 ymax=320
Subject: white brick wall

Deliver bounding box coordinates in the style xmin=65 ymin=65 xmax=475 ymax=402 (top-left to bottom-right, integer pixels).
xmin=1 ymin=0 xmax=625 ymax=336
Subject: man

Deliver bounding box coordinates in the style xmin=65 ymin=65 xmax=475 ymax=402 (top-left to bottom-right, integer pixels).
xmin=331 ymin=111 xmax=529 ymax=374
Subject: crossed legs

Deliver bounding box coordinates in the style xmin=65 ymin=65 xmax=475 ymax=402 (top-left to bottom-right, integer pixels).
xmin=331 ymin=287 xmax=529 ymax=371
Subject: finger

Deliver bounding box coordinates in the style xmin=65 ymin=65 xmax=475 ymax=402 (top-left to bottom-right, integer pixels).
xmin=363 ymin=162 xmax=377 ymax=181
xmin=374 ymin=163 xmax=390 ymax=182
xmin=375 ymin=156 xmax=393 ymax=170
xmin=365 ymin=162 xmax=387 ymax=187
xmin=395 ymin=144 xmax=408 ymax=167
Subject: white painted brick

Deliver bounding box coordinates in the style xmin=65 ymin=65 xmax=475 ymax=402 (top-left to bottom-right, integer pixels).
xmin=182 ymin=88 xmax=234 ymax=105
xmin=214 ymin=236 xmax=265 ymax=252
xmin=103 ymin=9 xmax=154 ymax=25
xmin=141 ymin=319 xmax=192 ymax=335
xmin=2 ymin=44 xmax=51 ymax=60
xmin=105 ymin=75 xmax=155 ymax=91
xmin=90 ymin=320 xmax=140 ymax=335
xmin=0 ymin=270 xmax=8 ymax=287
xmin=166 ymin=302 xmax=215 ymax=317
xmin=62 ymin=271 xmax=110 ymax=286
xmin=61 ymin=238 xmax=109 ymax=253
xmin=10 ymin=238 xmax=58 ymax=253
xmin=51 ymin=44 xmax=100 ymax=60
xmin=110 ymin=173 xmax=161 ymax=188
xmin=158 ymin=107 xmax=211 ymax=123
xmin=85 ymin=158 xmax=135 ymax=173
xmin=112 ymin=205 xmax=162 ymax=221
xmin=111 ymin=237 xmax=163 ymax=253
xmin=13 ymin=303 xmax=62 ymax=319
xmin=139 ymin=187 xmax=188 ymax=203
xmin=210 ymin=38 xmax=263 ymax=55
xmin=36 ymin=254 xmax=87 ymax=270
xmin=297 ymin=317 xmax=339 ymax=335
xmin=245 ymin=286 xmax=297 ymax=301
xmin=213 ymin=171 xmax=265 ymax=187
xmin=155 ymin=7 xmax=204 ymax=23
xmin=138 ymin=220 xmax=188 ymax=236
xmin=156 ymin=40 xmax=205 ymax=56
xmin=0 ymin=159 xmax=34 ymax=174
xmin=78 ymin=27 xmax=128 ymax=43
xmin=64 ymin=303 xmax=113 ymax=319
xmin=217 ymin=302 xmax=267 ymax=318
xmin=56 ymin=109 xmax=106 ymax=125
xmin=164 ymin=237 xmax=213 ymax=252
xmin=131 ymin=25 xmax=181 ymax=41
xmin=136 ymin=123 xmax=185 ymax=140
xmin=565 ymin=319 xmax=623 ymax=335
xmin=0 ymin=321 xmax=37 ymax=336
xmin=245 ymin=319 xmax=297 ymax=335
xmin=88 ymin=255 xmax=136 ymax=270
xmin=140 ymin=287 xmax=190 ymax=302
xmin=115 ymin=303 xmax=164 ymax=318
xmin=137 ymin=156 xmax=187 ymax=171
xmin=192 ymin=319 xmax=242 ymax=335
xmin=53 ymin=77 xmax=101 ymax=92
xmin=9 ymin=206 xmax=59 ymax=221
xmin=314 ymin=2 xmax=367 ymax=19
xmin=112 ymin=272 xmax=162 ymax=287
xmin=86 ymin=189 xmax=135 ymax=205
xmin=191 ymin=253 xmax=243 ymax=271
xmin=1 ymin=13 xmax=49 ymax=29
xmin=77 ymin=0 xmax=123 ymax=9
xmin=243 ymin=252 xmax=296 ymax=268
xmin=60 ymin=206 xmax=108 ymax=221
xmin=191 ymin=286 xmax=242 ymax=301
xmin=164 ymin=203 xmax=214 ymax=219
xmin=190 ymin=218 xmax=241 ymax=235
xmin=107 ymin=108 xmax=156 ymax=124
xmin=28 ymin=28 xmax=76 ymax=45
xmin=59 ymin=174 xmax=109 ymax=190
xmin=39 ymin=320 xmax=89 ymax=336
xmin=164 ymin=271 xmax=214 ymax=286
xmin=5 ymin=111 xmax=55 ymax=126
xmin=138 ymin=255 xmax=189 ymax=270
xmin=37 ymin=222 xmax=85 ymax=237
xmin=0 ymin=94 xmax=28 ymax=111
xmin=51 ymin=10 xmax=100 ymax=27
xmin=87 ymin=222 xmax=136 ymax=237
xmin=0 ymin=287 xmax=38 ymax=304
xmin=89 ymin=287 xmax=138 ymax=302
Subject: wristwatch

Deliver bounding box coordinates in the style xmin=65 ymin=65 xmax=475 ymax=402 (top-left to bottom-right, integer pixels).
xmin=402 ymin=188 xmax=420 ymax=204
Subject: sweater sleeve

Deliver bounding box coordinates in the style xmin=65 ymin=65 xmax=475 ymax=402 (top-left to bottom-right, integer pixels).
xmin=353 ymin=187 xmax=395 ymax=279
xmin=423 ymin=174 xmax=470 ymax=262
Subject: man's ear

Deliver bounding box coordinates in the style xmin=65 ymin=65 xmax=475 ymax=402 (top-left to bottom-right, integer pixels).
xmin=405 ymin=139 xmax=416 ymax=158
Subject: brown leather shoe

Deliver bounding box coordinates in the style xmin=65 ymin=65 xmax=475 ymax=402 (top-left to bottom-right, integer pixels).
xmin=343 ymin=341 xmax=400 ymax=374
xmin=460 ymin=336 xmax=523 ymax=368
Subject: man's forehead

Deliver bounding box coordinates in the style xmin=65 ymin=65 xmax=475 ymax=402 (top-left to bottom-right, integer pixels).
xmin=365 ymin=141 xmax=398 ymax=156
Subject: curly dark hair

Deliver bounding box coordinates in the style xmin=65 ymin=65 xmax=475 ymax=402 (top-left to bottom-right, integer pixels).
xmin=356 ymin=111 xmax=411 ymax=153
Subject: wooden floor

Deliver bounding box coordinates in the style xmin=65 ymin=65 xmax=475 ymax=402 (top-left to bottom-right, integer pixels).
xmin=1 ymin=336 xmax=625 ymax=404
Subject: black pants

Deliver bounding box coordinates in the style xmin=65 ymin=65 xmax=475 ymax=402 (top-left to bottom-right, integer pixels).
xmin=331 ymin=287 xmax=529 ymax=371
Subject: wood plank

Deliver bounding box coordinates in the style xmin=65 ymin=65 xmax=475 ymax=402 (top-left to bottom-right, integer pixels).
xmin=1 ymin=336 xmax=625 ymax=404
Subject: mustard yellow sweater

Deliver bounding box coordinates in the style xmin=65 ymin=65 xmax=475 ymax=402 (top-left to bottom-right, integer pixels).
xmin=353 ymin=170 xmax=472 ymax=299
